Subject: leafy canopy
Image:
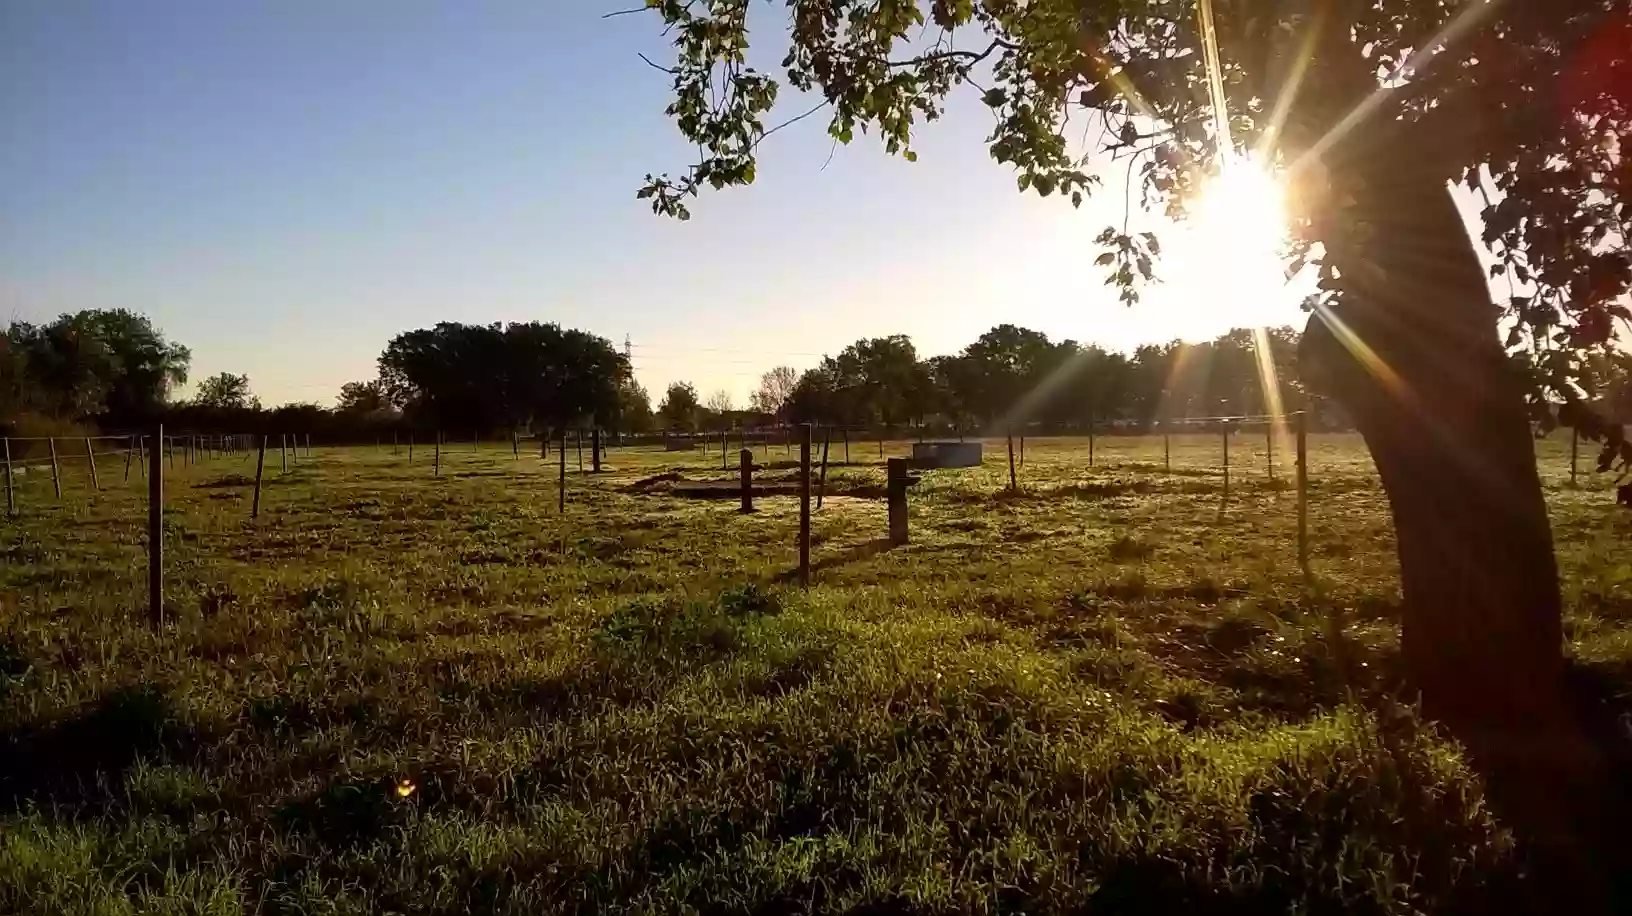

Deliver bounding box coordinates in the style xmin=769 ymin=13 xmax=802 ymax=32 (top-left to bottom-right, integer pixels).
xmin=635 ymin=0 xmax=1629 ymax=398
xmin=192 ymin=372 xmax=257 ymax=410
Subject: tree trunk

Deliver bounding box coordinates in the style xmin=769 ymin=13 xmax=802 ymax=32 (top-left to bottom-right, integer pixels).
xmin=1304 ymin=141 xmax=1610 ymax=896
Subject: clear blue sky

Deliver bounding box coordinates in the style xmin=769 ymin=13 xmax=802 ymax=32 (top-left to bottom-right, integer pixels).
xmin=2 ymin=1 xmax=1319 ymax=407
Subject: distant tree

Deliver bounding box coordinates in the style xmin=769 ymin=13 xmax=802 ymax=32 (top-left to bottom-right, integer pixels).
xmin=76 ymin=309 xmax=191 ymax=422
xmin=617 ymin=379 xmax=655 ymax=433
xmin=750 ymin=366 xmax=799 ymax=417
xmin=705 ymin=389 xmax=735 ymax=414
xmin=2 ymin=310 xmax=189 ymax=423
xmin=377 ymin=321 xmax=627 ymax=435
xmin=657 ymin=381 xmax=701 ymax=431
xmin=192 ymin=372 xmax=257 ymax=410
xmin=336 ymin=379 xmax=388 ymax=414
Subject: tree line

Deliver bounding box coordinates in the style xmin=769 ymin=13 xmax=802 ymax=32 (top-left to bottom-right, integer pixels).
xmin=12 ymin=310 xmax=1632 ymax=445
xmin=657 ymin=325 xmax=1308 ymax=435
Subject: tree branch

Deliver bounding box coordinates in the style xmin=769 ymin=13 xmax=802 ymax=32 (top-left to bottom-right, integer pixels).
xmin=638 ymin=52 xmax=678 ymax=75
xmin=758 ymin=100 xmax=831 ymax=147
xmin=886 ymin=38 xmax=1015 ymax=70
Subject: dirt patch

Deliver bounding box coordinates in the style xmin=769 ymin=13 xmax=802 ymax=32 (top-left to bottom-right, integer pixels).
xmin=624 ymin=472 xmax=683 ymax=493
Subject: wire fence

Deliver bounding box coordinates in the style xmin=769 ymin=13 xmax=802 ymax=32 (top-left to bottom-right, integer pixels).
xmin=3 ymin=416 xmax=1600 ymax=627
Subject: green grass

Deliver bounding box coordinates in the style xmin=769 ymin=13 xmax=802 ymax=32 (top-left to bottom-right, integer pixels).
xmin=2 ymin=432 xmax=1628 ymax=913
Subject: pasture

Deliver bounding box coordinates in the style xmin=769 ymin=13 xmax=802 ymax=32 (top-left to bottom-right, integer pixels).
xmin=2 ymin=433 xmax=1629 ymax=914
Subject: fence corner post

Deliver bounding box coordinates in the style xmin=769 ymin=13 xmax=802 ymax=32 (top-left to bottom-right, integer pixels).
xmin=739 ymin=448 xmax=755 ymax=513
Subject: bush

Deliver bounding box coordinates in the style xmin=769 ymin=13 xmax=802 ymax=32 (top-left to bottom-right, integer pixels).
xmin=0 ymin=412 xmax=96 ymax=461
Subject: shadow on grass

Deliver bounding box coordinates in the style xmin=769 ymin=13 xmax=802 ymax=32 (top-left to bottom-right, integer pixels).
xmin=0 ymin=684 xmax=208 ymax=816
xmin=773 ymin=538 xmax=897 ymax=583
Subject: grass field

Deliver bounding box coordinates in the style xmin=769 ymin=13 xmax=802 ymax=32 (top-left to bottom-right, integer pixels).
xmin=3 ymin=432 xmax=1630 ymax=914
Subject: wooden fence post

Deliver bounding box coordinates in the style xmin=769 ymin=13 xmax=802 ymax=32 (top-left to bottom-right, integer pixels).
xmin=843 ymin=427 xmax=850 ymax=464
xmin=123 ymin=436 xmax=134 ymax=482
xmin=721 ymin=431 xmax=728 ymax=470
xmin=3 ymin=438 xmax=12 ymax=515
xmin=1221 ymin=423 xmax=1230 ymax=503
xmin=1007 ymin=432 xmax=1017 ymax=491
xmin=85 ymin=437 xmax=100 ymax=490
xmin=816 ymin=426 xmax=831 ymax=509
xmin=1570 ymin=426 xmax=1579 ymax=487
xmin=1089 ymin=418 xmax=1096 ymax=468
xmin=512 ymin=431 xmax=519 ymax=459
xmin=49 ymin=437 xmax=61 ymax=500
xmin=434 ymin=431 xmax=442 ymax=477
xmin=409 ymin=433 xmax=415 ymax=463
xmin=577 ymin=430 xmax=584 ymax=472
xmin=592 ymin=428 xmax=603 ymax=473
xmin=148 ymin=423 xmax=164 ymax=628
xmin=281 ymin=434 xmax=288 ymax=474
xmin=799 ymin=424 xmax=811 ymax=587
xmin=166 ymin=435 xmax=175 ymax=470
xmin=740 ymin=449 xmax=755 ymax=513
xmin=558 ymin=432 xmax=567 ymax=512
xmin=887 ymin=458 xmax=913 ymax=545
xmin=1019 ymin=434 xmax=1025 ymax=468
xmin=1297 ymin=410 xmax=1310 ymax=592
xmin=305 ymin=433 xmax=312 ymax=457
xmin=252 ymin=434 xmax=268 ymax=519
xmin=1163 ymin=428 xmax=1170 ymax=474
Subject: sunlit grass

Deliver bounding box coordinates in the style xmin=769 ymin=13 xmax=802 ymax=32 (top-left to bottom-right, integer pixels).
xmin=0 ymin=433 xmax=1621 ymax=913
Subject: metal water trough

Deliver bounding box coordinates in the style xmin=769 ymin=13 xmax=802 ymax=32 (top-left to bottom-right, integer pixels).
xmin=911 ymin=441 xmax=982 ymax=469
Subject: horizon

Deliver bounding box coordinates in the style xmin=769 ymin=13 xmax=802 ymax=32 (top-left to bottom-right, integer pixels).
xmin=3 ymin=2 xmax=1500 ymax=409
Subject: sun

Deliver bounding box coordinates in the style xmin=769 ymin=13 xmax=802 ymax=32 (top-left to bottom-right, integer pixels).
xmin=1137 ymin=152 xmax=1299 ymax=353
xmin=1190 ymin=158 xmax=1288 ymax=260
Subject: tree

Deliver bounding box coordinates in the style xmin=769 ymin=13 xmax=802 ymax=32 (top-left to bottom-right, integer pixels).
xmin=192 ymin=372 xmax=257 ymax=410
xmin=2 ymin=310 xmax=189 ymax=423
xmin=632 ymin=0 xmax=1632 ymax=873
xmin=750 ymin=365 xmax=799 ymax=417
xmin=705 ymin=388 xmax=735 ymax=414
xmin=618 ymin=379 xmax=655 ymax=433
xmin=658 ymin=381 xmax=701 ymax=431
xmin=377 ymin=322 xmax=627 ymax=435
xmin=336 ymin=379 xmax=388 ymax=414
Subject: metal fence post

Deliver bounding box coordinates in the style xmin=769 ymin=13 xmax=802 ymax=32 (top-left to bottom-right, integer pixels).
xmin=3 ymin=438 xmax=12 ymax=515
xmin=799 ymin=424 xmax=811 ymax=587
xmin=252 ymin=434 xmax=268 ymax=519
xmin=48 ymin=437 xmax=61 ymax=500
xmin=1297 ymin=410 xmax=1310 ymax=591
xmin=85 ymin=437 xmax=100 ymax=490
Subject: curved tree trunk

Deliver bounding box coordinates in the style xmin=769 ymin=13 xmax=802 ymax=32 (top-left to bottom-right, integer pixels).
xmin=1303 ymin=138 xmax=1614 ymax=903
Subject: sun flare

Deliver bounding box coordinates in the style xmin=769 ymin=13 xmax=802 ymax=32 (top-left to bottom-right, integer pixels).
xmin=1184 ymin=157 xmax=1289 ymax=292
xmin=1152 ymin=156 xmax=1295 ymax=329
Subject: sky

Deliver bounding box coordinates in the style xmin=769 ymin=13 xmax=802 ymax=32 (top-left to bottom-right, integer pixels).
xmin=3 ymin=1 xmax=1322 ymax=408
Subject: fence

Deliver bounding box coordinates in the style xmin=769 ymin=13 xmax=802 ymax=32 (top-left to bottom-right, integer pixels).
xmin=6 ymin=417 xmax=1596 ymax=624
